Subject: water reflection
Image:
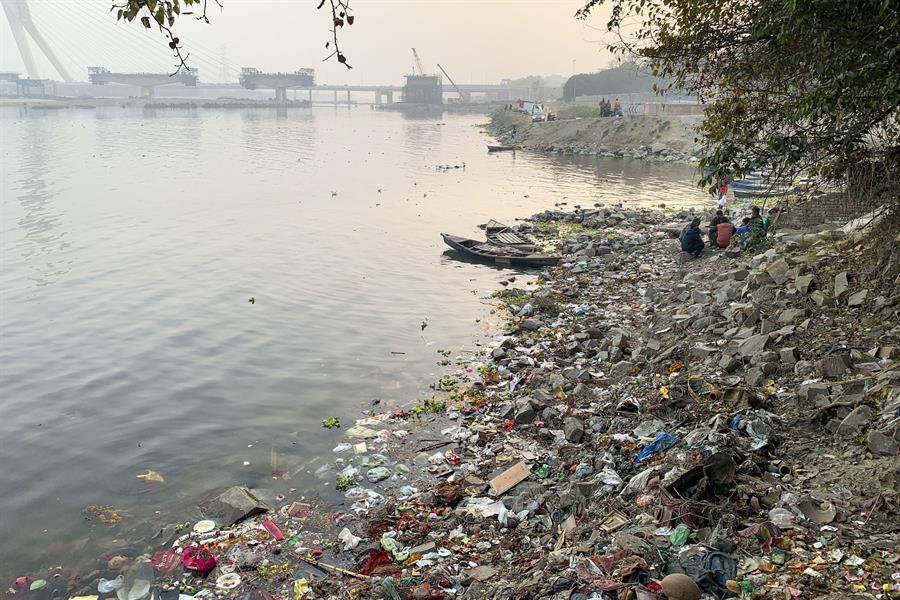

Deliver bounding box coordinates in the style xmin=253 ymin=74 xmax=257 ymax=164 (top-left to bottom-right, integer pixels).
xmin=13 ymin=115 xmax=72 ymax=287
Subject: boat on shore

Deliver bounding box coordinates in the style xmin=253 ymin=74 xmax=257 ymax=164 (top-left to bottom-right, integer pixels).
xmin=483 ymin=219 xmax=537 ymax=250
xmin=487 ymin=144 xmax=516 ymax=152
xmin=441 ymin=234 xmax=559 ymax=268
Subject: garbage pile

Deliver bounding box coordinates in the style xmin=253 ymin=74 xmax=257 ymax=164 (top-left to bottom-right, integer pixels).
xmin=9 ymin=206 xmax=898 ymax=600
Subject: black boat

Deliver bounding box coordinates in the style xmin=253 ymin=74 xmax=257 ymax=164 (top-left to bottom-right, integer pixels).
xmin=441 ymin=234 xmax=559 ymax=268
xmin=483 ymin=219 xmax=537 ymax=251
xmin=487 ymin=144 xmax=516 ymax=152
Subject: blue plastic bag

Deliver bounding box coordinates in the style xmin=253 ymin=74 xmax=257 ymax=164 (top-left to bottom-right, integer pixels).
xmin=635 ymin=432 xmax=679 ymax=463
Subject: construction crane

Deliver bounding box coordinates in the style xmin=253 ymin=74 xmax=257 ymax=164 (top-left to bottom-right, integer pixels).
xmin=437 ymin=63 xmax=470 ymax=104
xmin=411 ymin=48 xmax=425 ymax=76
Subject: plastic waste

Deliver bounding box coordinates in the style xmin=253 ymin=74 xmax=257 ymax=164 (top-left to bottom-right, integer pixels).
xmin=461 ymin=497 xmax=510 ymax=525
xmin=383 ymin=576 xmax=402 ymax=600
xmin=215 ymin=574 xmax=241 ymax=590
xmin=182 ymin=545 xmax=217 ymax=575
xmin=635 ymin=431 xmax=680 ymax=462
xmin=116 ymin=561 xmax=153 ymax=600
xmin=669 ymin=523 xmax=692 ymax=546
xmin=192 ymin=520 xmax=216 ymax=534
xmin=366 ymin=466 xmax=391 ymax=482
xmin=29 ymin=580 xmax=47 ymax=591
xmin=98 ymin=576 xmax=124 ymax=594
xmin=292 ymin=579 xmax=310 ymax=600
xmin=380 ymin=535 xmax=409 ymax=561
xmin=136 ymin=470 xmax=164 ymax=483
xmin=768 ymin=507 xmax=795 ymax=528
xmin=346 ymin=425 xmax=376 ymax=439
xmin=338 ymin=527 xmax=362 ymax=550
xmin=262 ymin=519 xmax=284 ymax=541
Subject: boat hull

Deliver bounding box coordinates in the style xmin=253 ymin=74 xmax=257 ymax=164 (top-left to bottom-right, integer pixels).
xmin=441 ymin=234 xmax=558 ymax=268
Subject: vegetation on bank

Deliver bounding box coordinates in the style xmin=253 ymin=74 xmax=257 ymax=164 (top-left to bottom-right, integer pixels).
xmin=577 ymin=0 xmax=899 ymax=210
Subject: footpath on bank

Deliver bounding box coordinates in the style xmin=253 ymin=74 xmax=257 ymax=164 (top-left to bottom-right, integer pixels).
xmin=9 ymin=203 xmax=899 ymax=600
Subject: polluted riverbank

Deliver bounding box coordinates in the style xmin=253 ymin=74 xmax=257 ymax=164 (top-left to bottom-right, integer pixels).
xmin=8 ymin=203 xmax=899 ymax=600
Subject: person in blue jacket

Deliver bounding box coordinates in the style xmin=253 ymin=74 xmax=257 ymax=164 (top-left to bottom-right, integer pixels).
xmin=680 ymin=217 xmax=705 ymax=257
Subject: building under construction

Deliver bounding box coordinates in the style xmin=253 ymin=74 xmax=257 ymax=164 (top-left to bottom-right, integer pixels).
xmin=402 ymin=74 xmax=442 ymax=105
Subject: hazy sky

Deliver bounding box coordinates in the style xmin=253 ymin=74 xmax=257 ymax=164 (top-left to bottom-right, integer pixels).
xmin=0 ymin=0 xmax=617 ymax=84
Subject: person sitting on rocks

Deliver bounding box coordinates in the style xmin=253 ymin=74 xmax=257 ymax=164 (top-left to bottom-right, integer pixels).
xmin=708 ymin=210 xmax=728 ymax=244
xmin=680 ymin=217 xmax=705 ymax=257
xmin=747 ymin=206 xmax=767 ymax=234
xmin=734 ymin=217 xmax=752 ymax=249
xmin=712 ymin=211 xmax=736 ymax=248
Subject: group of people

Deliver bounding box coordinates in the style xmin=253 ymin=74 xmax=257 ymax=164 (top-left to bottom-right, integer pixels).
xmin=679 ymin=207 xmax=769 ymax=257
xmin=599 ymin=98 xmax=623 ymax=117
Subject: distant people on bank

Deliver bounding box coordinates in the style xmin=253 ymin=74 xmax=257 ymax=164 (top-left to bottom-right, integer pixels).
xmin=717 ymin=182 xmax=729 ymax=207
xmin=599 ymin=99 xmax=612 ymax=117
xmin=680 ymin=217 xmax=705 ymax=257
xmin=708 ymin=210 xmax=736 ymax=248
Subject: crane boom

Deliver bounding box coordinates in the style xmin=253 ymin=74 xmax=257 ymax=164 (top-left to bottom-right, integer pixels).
xmin=411 ymin=48 xmax=425 ymax=76
xmin=437 ymin=63 xmax=470 ymax=103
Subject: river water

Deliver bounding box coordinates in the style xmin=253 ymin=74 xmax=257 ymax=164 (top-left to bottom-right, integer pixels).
xmin=0 ymin=106 xmax=707 ymax=576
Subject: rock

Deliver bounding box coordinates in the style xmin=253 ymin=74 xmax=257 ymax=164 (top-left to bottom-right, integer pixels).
xmin=794 ymin=360 xmax=814 ymax=375
xmin=514 ymin=399 xmax=535 ymax=424
xmin=818 ymin=356 xmax=848 ymax=378
xmin=564 ymin=417 xmax=585 ymax=443
xmin=866 ymin=430 xmax=899 ymax=455
xmin=810 ymin=290 xmax=827 ymax=306
xmin=466 ymin=565 xmax=498 ymax=582
xmin=200 ymin=486 xmax=270 ymax=525
xmin=795 ymin=274 xmax=815 ymax=294
xmin=738 ymin=333 xmax=770 ymax=358
xmin=660 ymin=573 xmax=701 ymax=600
xmin=610 ymin=360 xmax=634 ymax=378
xmin=835 ymin=405 xmax=874 ymax=438
xmin=797 ymin=382 xmax=829 ymax=404
xmin=778 ymin=308 xmax=807 ymax=324
xmin=609 ymin=330 xmax=629 ymax=349
xmin=745 ymin=367 xmax=765 ymax=387
xmin=848 ymin=289 xmax=868 ymax=307
xmin=834 ymin=271 xmax=849 ymax=299
xmin=522 ymin=318 xmax=543 ymax=331
xmin=766 ymin=258 xmax=790 ymax=284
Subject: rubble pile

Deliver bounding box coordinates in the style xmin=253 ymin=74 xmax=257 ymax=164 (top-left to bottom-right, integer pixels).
xmin=12 ymin=207 xmax=898 ymax=600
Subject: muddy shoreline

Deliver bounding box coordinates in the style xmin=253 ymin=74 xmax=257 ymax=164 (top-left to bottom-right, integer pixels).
xmin=8 ymin=198 xmax=899 ymax=599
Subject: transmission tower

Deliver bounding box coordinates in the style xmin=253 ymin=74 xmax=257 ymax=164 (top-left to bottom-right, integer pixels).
xmin=1 ymin=0 xmax=73 ymax=81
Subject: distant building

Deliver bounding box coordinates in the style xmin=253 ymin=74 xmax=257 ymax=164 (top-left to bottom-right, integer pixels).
xmin=402 ymin=75 xmax=442 ymax=105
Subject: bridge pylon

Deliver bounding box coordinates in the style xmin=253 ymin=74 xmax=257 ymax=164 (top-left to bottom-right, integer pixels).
xmin=1 ymin=0 xmax=73 ymax=81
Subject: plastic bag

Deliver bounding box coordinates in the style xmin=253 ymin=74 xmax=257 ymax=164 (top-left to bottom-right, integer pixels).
xmin=635 ymin=432 xmax=680 ymax=463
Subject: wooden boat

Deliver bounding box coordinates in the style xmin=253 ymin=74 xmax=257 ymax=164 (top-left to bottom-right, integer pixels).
xmin=441 ymin=234 xmax=559 ymax=268
xmin=487 ymin=144 xmax=516 ymax=152
xmin=483 ymin=219 xmax=537 ymax=250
